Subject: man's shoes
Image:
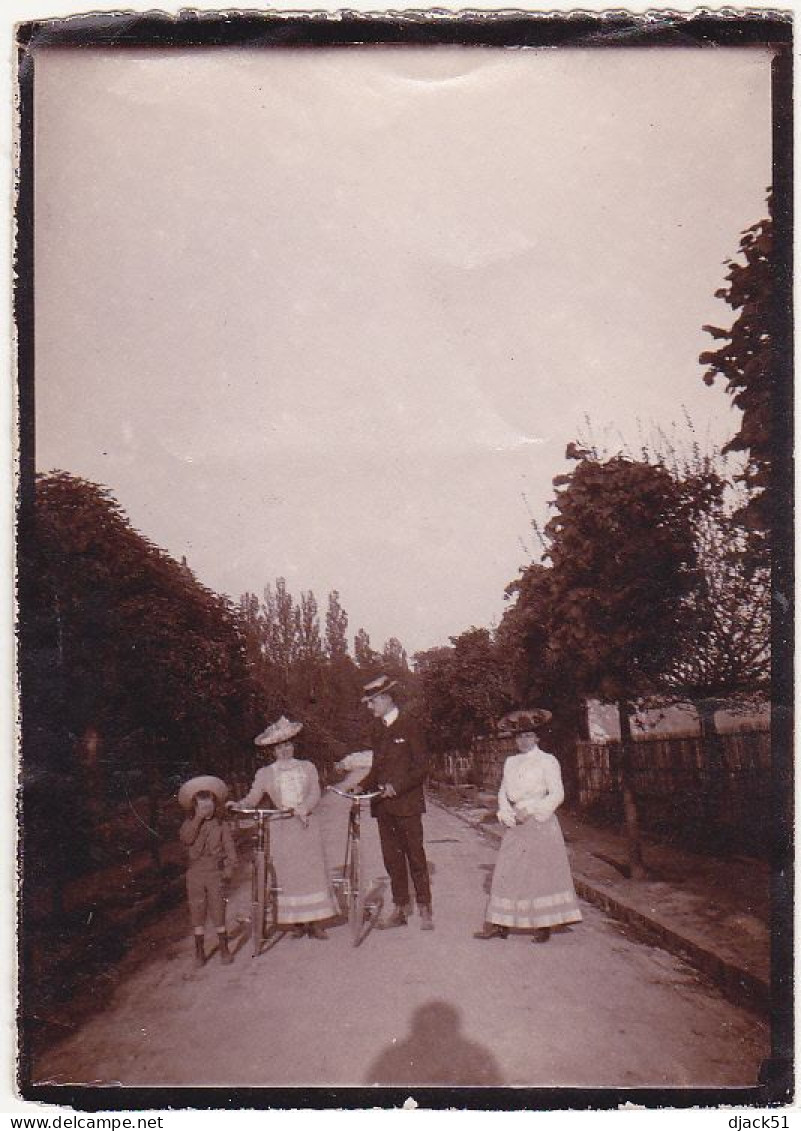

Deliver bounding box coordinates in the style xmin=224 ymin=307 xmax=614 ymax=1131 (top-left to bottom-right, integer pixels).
xmin=473 ymin=923 xmax=509 ymax=940
xmin=402 ymin=901 xmax=414 ymax=918
xmin=419 ymin=905 xmax=434 ymax=931
xmin=289 ymin=925 xmax=306 ymax=939
xmin=218 ymin=932 xmax=234 ymax=964
xmin=306 ymin=923 xmax=329 ymax=940
xmin=377 ymin=906 xmax=408 ymax=929
xmin=532 ymin=927 xmax=552 ymax=944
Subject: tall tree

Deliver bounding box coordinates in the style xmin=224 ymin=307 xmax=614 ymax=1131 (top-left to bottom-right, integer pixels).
xmin=516 ymin=451 xmax=713 ymax=876
xmin=294 ymin=589 xmax=324 ymax=705
xmin=354 ymin=627 xmax=378 ymax=671
xmin=324 ymin=590 xmax=349 ymax=660
xmin=24 ymin=472 xmax=262 ymax=893
xmin=662 ymin=497 xmax=770 ymax=704
xmin=297 ymin=590 xmax=324 ymax=663
xmin=415 ymin=628 xmax=512 ymax=754
xmin=701 ymin=196 xmax=775 ymax=558
xmin=382 ymin=636 xmax=409 ymax=675
xmin=262 ymin=578 xmax=300 ymax=681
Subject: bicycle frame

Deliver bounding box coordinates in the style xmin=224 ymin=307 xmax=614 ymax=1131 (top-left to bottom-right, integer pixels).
xmin=231 ymin=806 xmax=293 ymax=956
xmin=328 ymin=786 xmax=384 ymax=946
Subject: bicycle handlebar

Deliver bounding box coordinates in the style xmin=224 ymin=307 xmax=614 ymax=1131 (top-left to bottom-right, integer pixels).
xmin=327 ymin=786 xmax=385 ymax=801
xmin=229 ymin=806 xmax=294 ymax=819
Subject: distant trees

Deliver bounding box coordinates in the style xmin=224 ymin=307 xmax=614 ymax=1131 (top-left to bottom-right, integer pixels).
xmin=382 ymin=636 xmax=410 ymax=677
xmin=324 ymin=590 xmax=349 ymax=660
xmin=415 ymin=628 xmax=512 ymax=754
xmin=354 ymin=627 xmax=378 ymax=670
xmin=238 ymin=582 xmax=414 ymax=767
xmin=701 ymin=196 xmax=775 ymax=559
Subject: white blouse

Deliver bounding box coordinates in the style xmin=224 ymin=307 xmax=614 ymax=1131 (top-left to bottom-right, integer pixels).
xmin=497 ymin=747 xmax=565 ymax=828
xmin=237 ymin=759 xmax=322 ymax=818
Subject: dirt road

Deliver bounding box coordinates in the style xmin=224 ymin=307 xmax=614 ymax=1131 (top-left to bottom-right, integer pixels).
xmin=33 ymin=780 xmax=768 ymax=1088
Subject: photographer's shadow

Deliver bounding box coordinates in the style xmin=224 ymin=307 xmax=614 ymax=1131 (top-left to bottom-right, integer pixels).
xmin=364 ymin=1000 xmax=504 ymax=1086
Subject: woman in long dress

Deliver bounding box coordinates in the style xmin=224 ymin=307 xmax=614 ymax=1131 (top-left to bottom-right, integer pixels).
xmin=474 ymin=708 xmax=582 ymax=944
xmin=231 ymin=715 xmax=337 ymax=940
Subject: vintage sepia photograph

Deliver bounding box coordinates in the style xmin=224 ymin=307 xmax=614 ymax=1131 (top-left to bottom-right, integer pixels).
xmin=15 ymin=10 xmax=792 ymax=1109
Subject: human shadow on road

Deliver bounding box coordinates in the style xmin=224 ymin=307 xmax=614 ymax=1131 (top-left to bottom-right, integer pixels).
xmin=364 ymin=1000 xmax=504 ymax=1086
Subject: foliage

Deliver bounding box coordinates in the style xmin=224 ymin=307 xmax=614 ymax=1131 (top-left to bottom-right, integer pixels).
xmin=414 ymin=628 xmax=513 ymax=753
xmin=353 ymin=627 xmax=378 ymax=670
xmin=538 ymin=452 xmax=715 ymax=702
xmin=382 ymin=636 xmax=410 ymax=676
xmin=532 ymin=426 xmax=771 ymax=709
xmin=23 ymin=472 xmax=263 ymax=882
xmin=701 ymin=196 xmax=775 ymax=556
xmin=238 ymin=581 xmax=415 ymax=765
xmin=661 ymin=494 xmax=770 ymax=703
xmin=324 ymin=590 xmax=349 ymax=660
xmin=28 ymin=472 xmax=259 ymax=765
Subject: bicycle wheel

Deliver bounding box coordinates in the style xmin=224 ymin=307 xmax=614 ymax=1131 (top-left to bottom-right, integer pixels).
xmin=252 ymin=850 xmax=266 ymax=957
xmin=348 ymin=832 xmax=364 ymax=947
xmin=331 ymin=865 xmax=349 ymax=918
xmin=265 ymin=860 xmax=280 ymax=939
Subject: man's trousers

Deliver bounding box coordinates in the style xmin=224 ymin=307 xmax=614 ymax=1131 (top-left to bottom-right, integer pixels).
xmin=376 ymin=812 xmax=431 ymax=908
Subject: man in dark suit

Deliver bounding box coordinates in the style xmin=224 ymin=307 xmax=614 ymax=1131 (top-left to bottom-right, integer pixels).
xmin=358 ymin=675 xmax=433 ymax=930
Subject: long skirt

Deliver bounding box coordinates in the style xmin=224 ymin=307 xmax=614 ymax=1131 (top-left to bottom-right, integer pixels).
xmin=269 ymin=814 xmax=337 ymax=925
xmin=486 ymin=813 xmax=582 ymax=930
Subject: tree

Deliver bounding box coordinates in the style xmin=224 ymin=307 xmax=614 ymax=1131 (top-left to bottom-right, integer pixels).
xmin=382 ymin=636 xmax=409 ymax=675
xmin=297 ymin=590 xmax=324 ymax=664
xmin=262 ymin=578 xmax=300 ymax=692
xmin=701 ymin=196 xmax=774 ymax=557
xmin=513 ymin=451 xmax=714 ymax=876
xmin=324 ymin=590 xmax=349 ymax=660
xmin=354 ymin=627 xmax=378 ymax=671
xmin=415 ymin=628 xmax=512 ymax=754
xmin=293 ymin=589 xmax=324 ymax=706
xmin=495 ymin=563 xmax=588 ymax=800
xmin=23 ymin=472 xmax=262 ymax=894
xmin=662 ymin=496 xmax=770 ymax=704
xmin=238 ymin=579 xmax=371 ymax=763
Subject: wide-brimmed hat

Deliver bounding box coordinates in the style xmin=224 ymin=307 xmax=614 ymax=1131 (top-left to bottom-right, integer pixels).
xmin=254 ymin=715 xmax=303 ymax=747
xmin=361 ymin=675 xmax=399 ymax=703
xmin=498 ymin=708 xmax=553 ymax=736
xmin=178 ymin=775 xmax=229 ymax=811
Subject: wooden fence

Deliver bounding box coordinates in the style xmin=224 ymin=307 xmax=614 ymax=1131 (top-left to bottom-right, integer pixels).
xmin=431 ymin=726 xmax=773 ymax=853
xmin=429 ymin=736 xmax=518 ymax=792
xmin=575 ymin=726 xmax=772 ymax=848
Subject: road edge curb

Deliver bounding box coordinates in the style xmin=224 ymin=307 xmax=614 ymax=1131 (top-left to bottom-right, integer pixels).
xmin=430 ymin=795 xmax=770 ymax=1018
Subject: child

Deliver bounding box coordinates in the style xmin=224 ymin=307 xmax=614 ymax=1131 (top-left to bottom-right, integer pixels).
xmin=178 ymin=775 xmax=238 ymax=968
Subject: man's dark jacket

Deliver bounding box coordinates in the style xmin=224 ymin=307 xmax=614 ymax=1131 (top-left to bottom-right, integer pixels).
xmin=360 ymin=711 xmax=428 ymax=818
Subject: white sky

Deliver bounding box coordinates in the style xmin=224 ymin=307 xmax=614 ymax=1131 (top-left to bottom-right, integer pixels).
xmin=34 ymin=45 xmax=773 ymax=655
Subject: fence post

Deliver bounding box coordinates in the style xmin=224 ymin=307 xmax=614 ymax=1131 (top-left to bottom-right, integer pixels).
xmin=618 ymin=702 xmax=646 ymax=879
xmin=697 ymin=699 xmax=725 ymax=840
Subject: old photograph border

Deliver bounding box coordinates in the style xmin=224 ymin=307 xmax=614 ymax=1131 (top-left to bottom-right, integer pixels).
xmin=14 ymin=7 xmax=794 ymax=1112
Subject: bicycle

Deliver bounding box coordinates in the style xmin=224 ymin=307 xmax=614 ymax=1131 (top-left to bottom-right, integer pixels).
xmin=327 ymin=786 xmax=385 ymax=946
xmin=228 ymin=805 xmax=294 ymax=956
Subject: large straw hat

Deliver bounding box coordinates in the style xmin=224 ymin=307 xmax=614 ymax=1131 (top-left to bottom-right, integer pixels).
xmin=361 ymin=675 xmax=399 ymax=703
xmin=498 ymin=708 xmax=553 ymax=736
xmin=254 ymin=715 xmax=303 ymax=747
xmin=178 ymin=775 xmax=229 ymax=811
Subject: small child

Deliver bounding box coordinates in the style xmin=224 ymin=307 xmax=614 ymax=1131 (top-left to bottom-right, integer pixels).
xmin=178 ymin=775 xmax=238 ymax=968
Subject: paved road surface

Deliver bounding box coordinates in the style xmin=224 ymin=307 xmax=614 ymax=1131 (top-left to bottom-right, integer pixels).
xmin=33 ymin=778 xmax=768 ymax=1088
